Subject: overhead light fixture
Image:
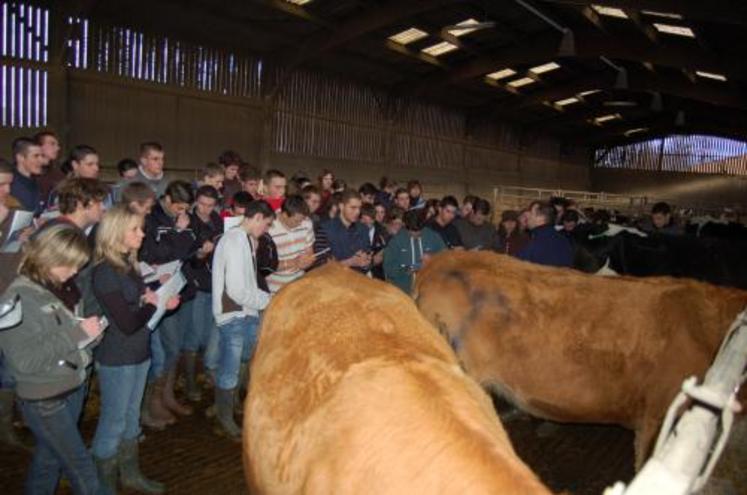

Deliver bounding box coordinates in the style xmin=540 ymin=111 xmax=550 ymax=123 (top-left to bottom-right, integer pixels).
xmin=388 ymin=27 xmax=428 ymax=45
xmin=421 ymin=41 xmax=458 ymax=56
xmin=529 ymin=62 xmax=561 ymax=74
xmin=485 ymin=68 xmax=517 ymax=81
xmin=591 ymin=5 xmax=628 ymax=19
xmin=579 ymin=89 xmax=601 ymax=97
xmin=594 ymin=113 xmax=622 ymax=124
xmin=604 ymin=100 xmax=638 ymax=107
xmin=641 ymin=10 xmax=683 ymax=20
xmin=624 ymin=127 xmax=648 ymax=137
xmin=695 ymin=70 xmax=727 ymax=82
xmin=507 ymin=77 xmax=537 ymax=88
xmin=554 ymin=97 xmax=580 ymax=106
xmin=285 ymin=0 xmax=313 ymax=5
xmin=653 ymin=23 xmax=695 ymax=38
xmin=448 ymin=18 xmax=480 ymax=37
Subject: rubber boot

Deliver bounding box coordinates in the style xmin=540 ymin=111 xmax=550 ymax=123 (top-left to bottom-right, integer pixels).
xmin=163 ymin=365 xmax=193 ymax=416
xmin=214 ymin=387 xmax=241 ymax=440
xmin=118 ymin=438 xmax=165 ymax=494
xmin=94 ymin=455 xmax=118 ymax=495
xmin=148 ymin=377 xmax=177 ymax=426
xmin=140 ymin=380 xmax=170 ymax=430
xmin=183 ymin=352 xmax=202 ymax=402
xmin=234 ymin=362 xmax=249 ymax=415
xmin=0 ymin=389 xmax=31 ymax=451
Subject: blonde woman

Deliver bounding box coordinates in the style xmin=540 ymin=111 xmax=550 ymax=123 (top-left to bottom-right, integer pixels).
xmin=0 ymin=224 xmax=103 ymax=494
xmin=90 ymin=205 xmax=177 ymax=494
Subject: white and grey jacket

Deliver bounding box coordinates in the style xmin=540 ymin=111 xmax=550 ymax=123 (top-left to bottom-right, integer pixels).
xmin=0 ymin=276 xmax=93 ymax=400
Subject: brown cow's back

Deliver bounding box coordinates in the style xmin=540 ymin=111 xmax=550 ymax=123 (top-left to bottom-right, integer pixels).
xmin=244 ymin=263 xmax=551 ymax=494
xmin=414 ymin=250 xmax=747 ymax=467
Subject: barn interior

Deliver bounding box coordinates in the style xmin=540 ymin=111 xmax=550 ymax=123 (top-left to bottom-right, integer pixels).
xmin=1 ymin=0 xmax=747 ymax=493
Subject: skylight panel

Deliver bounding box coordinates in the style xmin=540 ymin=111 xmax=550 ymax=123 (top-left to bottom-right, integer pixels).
xmin=388 ymin=27 xmax=428 ymax=45
xmin=554 ymin=97 xmax=580 ymax=106
xmin=485 ymin=68 xmax=517 ymax=81
xmin=653 ymin=23 xmax=695 ymax=38
xmin=641 ymin=10 xmax=683 ymax=20
xmin=529 ymin=62 xmax=561 ymax=75
xmin=507 ymin=77 xmax=536 ymax=88
xmin=594 ymin=113 xmax=622 ymax=124
xmin=695 ymin=70 xmax=727 ymax=82
xmin=579 ymin=89 xmax=601 ymax=97
xmin=421 ymin=41 xmax=458 ymax=56
xmin=285 ymin=0 xmax=312 ymax=5
xmin=448 ymin=19 xmax=480 ymax=37
xmin=591 ymin=5 xmax=628 ymax=19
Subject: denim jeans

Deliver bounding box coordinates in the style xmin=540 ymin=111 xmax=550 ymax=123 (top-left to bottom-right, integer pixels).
xmin=183 ymin=291 xmax=214 ymax=353
xmin=148 ymin=327 xmax=165 ymax=380
xmin=19 ymin=384 xmax=100 ymax=495
xmin=216 ymin=315 xmax=259 ymax=390
xmin=150 ymin=303 xmax=189 ymax=379
xmin=91 ymin=360 xmax=150 ymax=459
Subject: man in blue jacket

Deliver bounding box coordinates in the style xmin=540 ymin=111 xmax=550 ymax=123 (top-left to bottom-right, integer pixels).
xmin=518 ymin=201 xmax=573 ymax=268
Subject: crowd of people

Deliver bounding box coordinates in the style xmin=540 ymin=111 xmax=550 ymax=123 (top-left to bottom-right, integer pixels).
xmin=0 ymin=131 xmax=707 ymax=494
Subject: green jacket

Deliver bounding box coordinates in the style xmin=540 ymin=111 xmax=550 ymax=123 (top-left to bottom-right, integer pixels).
xmin=383 ymin=228 xmax=446 ymax=294
xmin=0 ymin=276 xmax=93 ymax=400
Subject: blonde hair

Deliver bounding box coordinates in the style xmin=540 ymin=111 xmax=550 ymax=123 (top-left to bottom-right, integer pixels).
xmin=94 ymin=205 xmax=142 ymax=272
xmin=18 ymin=224 xmax=90 ymax=286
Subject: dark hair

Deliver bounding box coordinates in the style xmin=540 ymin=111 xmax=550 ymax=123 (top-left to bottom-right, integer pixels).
xmin=360 ymin=203 xmax=376 ymax=219
xmin=56 ymin=178 xmax=109 ymax=215
xmin=404 ymin=209 xmax=426 ymax=232
xmin=651 ymin=202 xmax=671 ymax=215
xmin=139 ymin=141 xmax=163 ymax=156
xmin=195 ymin=185 xmax=220 ymax=202
xmin=406 ymin=180 xmax=422 ymax=195
xmin=561 ymin=210 xmax=579 ymax=223
xmin=117 ymin=158 xmax=138 ymax=177
xmin=473 ymin=198 xmax=491 ymax=216
xmin=318 ymin=168 xmax=334 ymax=181
xmin=265 ymin=169 xmax=285 ymax=182
xmin=301 ymin=185 xmax=320 ymax=200
xmin=245 ymin=200 xmax=276 ymax=220
xmin=394 ymin=187 xmax=409 ymax=198
xmin=341 ymin=189 xmax=361 ymax=205
xmin=63 ymin=145 xmax=97 ymax=175
xmin=120 ymin=181 xmax=155 ymax=205
xmin=549 ymin=196 xmax=570 ymax=209
xmin=164 ymin=180 xmax=194 ymax=205
xmin=239 ymin=164 xmax=261 ymax=182
xmin=358 ymin=182 xmax=378 ymax=197
xmin=12 ymin=137 xmax=37 ymax=159
xmin=425 ymin=198 xmax=439 ymax=211
xmin=232 ymin=191 xmax=253 ymax=209
xmin=33 ymin=130 xmax=58 ymax=144
xmin=281 ymin=194 xmax=310 ymax=217
xmin=218 ymin=150 xmax=242 ymax=167
xmin=385 ymin=206 xmax=405 ymax=223
xmin=0 ymin=158 xmax=13 ymax=174
xmin=201 ymin=162 xmax=224 ymax=179
xmin=440 ymin=195 xmax=459 ymax=209
xmin=379 ymin=176 xmax=396 ymax=190
xmin=463 ymin=195 xmax=478 ymax=207
xmin=530 ymin=201 xmax=556 ymax=224
xmin=332 ymin=178 xmax=347 ymax=192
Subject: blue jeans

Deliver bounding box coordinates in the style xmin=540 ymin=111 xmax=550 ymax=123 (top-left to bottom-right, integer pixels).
xmin=183 ymin=291 xmax=214 ymax=352
xmin=150 ymin=304 xmax=188 ymax=378
xmin=91 ymin=360 xmax=150 ymax=459
xmin=216 ymin=316 xmax=259 ymax=390
xmin=19 ymin=385 xmax=100 ymax=495
xmin=149 ymin=327 xmax=165 ymax=380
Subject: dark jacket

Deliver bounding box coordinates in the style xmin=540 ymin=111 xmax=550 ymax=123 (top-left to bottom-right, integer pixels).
xmin=368 ymin=222 xmax=389 ymax=280
xmin=92 ymin=261 xmax=156 ymax=366
xmin=256 ymin=233 xmax=278 ymax=293
xmin=140 ymin=200 xmax=197 ymax=266
xmin=10 ymin=169 xmax=41 ymax=213
xmin=184 ymin=210 xmax=224 ymax=293
xmin=518 ymin=224 xmax=574 ymax=268
xmin=0 ymin=276 xmax=93 ymax=400
xmin=321 ymin=217 xmax=371 ymax=272
xmin=425 ymin=219 xmax=463 ymax=249
xmin=498 ymin=230 xmax=530 ymax=257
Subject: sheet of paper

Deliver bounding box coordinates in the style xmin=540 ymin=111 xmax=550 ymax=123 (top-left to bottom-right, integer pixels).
xmin=143 ymin=259 xmax=181 ymax=284
xmin=147 ymin=269 xmax=187 ymax=330
xmin=223 ymin=216 xmax=243 ymax=232
xmin=0 ymin=210 xmax=34 ymax=253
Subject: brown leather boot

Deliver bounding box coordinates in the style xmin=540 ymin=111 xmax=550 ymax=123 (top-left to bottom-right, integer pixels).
xmin=163 ymin=365 xmax=193 ymax=416
xmin=147 ymin=377 xmax=176 ymax=426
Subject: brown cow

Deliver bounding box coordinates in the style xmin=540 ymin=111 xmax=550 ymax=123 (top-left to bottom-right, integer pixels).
xmin=243 ymin=263 xmax=551 ymax=494
xmin=414 ymin=250 xmax=747 ymax=469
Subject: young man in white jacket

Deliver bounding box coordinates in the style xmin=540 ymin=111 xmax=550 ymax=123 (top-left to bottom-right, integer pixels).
xmin=211 ymin=200 xmax=275 ymax=438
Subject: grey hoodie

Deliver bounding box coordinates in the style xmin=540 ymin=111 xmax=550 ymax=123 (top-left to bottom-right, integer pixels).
xmin=0 ymin=276 xmax=93 ymax=400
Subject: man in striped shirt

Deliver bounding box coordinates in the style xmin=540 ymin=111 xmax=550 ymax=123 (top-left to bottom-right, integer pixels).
xmin=266 ymin=195 xmax=315 ymax=293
